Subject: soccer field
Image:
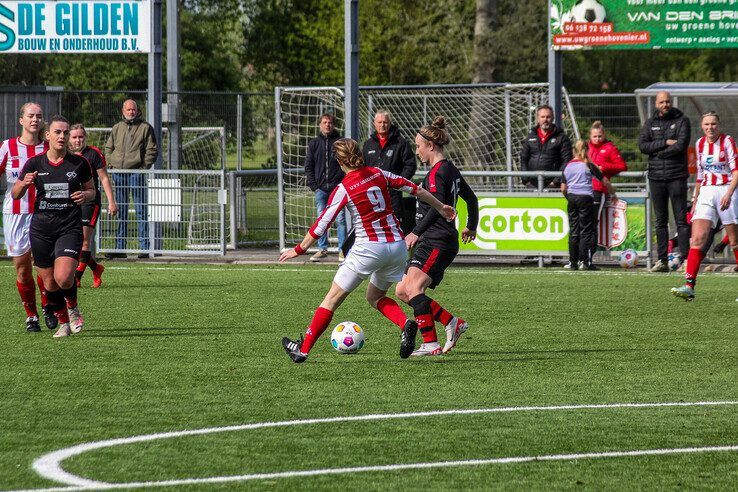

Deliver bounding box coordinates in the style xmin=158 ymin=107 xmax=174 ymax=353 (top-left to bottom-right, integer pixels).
xmin=1 ymin=262 xmax=736 ymax=490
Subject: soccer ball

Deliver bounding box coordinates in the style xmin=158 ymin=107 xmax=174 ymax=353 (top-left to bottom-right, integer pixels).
xmin=667 ymin=252 xmax=682 ymax=271
xmin=570 ymin=0 xmax=607 ymax=23
xmin=330 ymin=321 xmax=365 ymax=354
xmin=618 ymin=249 xmax=639 ymax=269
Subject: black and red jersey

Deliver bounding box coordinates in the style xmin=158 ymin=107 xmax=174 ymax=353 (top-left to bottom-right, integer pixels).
xmin=414 ymin=159 xmax=479 ymax=248
xmin=20 ymin=152 xmax=93 ymax=231
xmin=78 ymin=145 xmax=106 ymax=201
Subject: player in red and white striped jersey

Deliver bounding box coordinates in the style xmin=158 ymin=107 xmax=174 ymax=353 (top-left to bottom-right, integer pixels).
xmin=672 ymin=112 xmax=738 ymax=300
xmin=280 ymin=138 xmax=456 ymax=363
xmin=0 ymin=102 xmax=49 ymax=332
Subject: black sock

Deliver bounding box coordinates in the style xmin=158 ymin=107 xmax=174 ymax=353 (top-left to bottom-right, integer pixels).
xmin=88 ymin=256 xmax=98 ymax=270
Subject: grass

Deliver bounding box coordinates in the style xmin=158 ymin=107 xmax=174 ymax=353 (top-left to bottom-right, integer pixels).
xmin=1 ymin=262 xmax=736 ymax=490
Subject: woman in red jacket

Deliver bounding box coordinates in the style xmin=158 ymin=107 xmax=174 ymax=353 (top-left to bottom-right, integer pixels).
xmin=588 ymin=121 xmax=627 ymax=239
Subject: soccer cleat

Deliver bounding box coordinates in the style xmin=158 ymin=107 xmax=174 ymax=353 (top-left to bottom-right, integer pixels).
xmin=282 ymin=336 xmax=308 ymax=363
xmin=68 ymin=307 xmax=84 ymax=334
xmin=410 ymin=342 xmax=442 ymax=357
xmin=42 ymin=306 xmax=58 ymax=330
xmin=650 ymin=260 xmax=669 ymax=273
xmin=53 ymin=322 xmax=72 ymax=338
xmin=713 ymin=239 xmax=728 ymax=255
xmin=442 ymin=317 xmax=468 ymax=354
xmin=671 ymin=285 xmax=695 ymax=301
xmin=25 ymin=316 xmax=41 ymax=333
xmin=310 ymin=250 xmax=328 ymax=262
xmin=400 ymin=319 xmax=418 ymax=359
xmin=91 ymin=264 xmax=105 ymax=288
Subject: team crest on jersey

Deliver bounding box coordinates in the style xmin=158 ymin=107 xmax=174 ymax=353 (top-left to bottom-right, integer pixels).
xmin=386 ymin=149 xmax=394 ymax=157
xmin=598 ymin=199 xmax=628 ymax=248
xmin=11 ymin=171 xmax=19 ymax=179
xmin=550 ymin=138 xmax=556 ymax=143
xmin=66 ymin=171 xmax=77 ymax=179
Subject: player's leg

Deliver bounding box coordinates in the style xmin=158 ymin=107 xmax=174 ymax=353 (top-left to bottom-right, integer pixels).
xmin=54 ymin=229 xmax=85 ymax=333
xmin=5 ymin=213 xmax=40 ymax=331
xmin=76 ymin=224 xmax=94 ymax=286
xmin=567 ymin=197 xmax=581 ymax=269
xmin=672 ymin=218 xmax=712 ymax=300
xmin=397 ymin=266 xmax=441 ymax=356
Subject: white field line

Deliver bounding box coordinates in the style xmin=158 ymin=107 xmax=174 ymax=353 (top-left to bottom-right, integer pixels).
xmin=17 ymin=401 xmax=738 ymax=492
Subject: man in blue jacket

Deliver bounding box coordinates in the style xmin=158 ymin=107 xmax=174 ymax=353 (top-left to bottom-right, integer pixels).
xmin=638 ymin=91 xmax=691 ymax=272
xmin=304 ymin=114 xmax=346 ymax=261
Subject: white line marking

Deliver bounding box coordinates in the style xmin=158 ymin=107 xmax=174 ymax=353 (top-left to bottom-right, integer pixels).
xmin=20 ymin=401 xmax=738 ymax=492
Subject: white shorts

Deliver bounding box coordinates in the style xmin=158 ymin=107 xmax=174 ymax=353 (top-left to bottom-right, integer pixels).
xmin=693 ymin=185 xmax=738 ymax=227
xmin=333 ymin=241 xmax=407 ymax=292
xmin=3 ymin=213 xmax=32 ymax=257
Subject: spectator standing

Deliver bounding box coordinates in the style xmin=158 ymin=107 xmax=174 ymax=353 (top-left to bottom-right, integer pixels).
xmin=587 ymin=121 xmax=625 ymax=236
xmin=520 ymin=105 xmax=573 ymax=189
xmin=104 ymin=99 xmax=158 ymax=259
xmin=362 ymin=110 xmax=417 ymax=233
xmin=638 ymin=91 xmax=691 ymax=272
xmin=304 ymin=114 xmax=346 ymax=261
xmin=561 ymin=140 xmax=615 ymax=270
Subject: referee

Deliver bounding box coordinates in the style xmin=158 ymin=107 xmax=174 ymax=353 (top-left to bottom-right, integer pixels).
xmin=12 ymin=116 xmax=96 ymax=338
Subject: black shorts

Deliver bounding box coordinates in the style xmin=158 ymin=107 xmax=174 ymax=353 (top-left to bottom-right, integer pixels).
xmin=406 ymin=242 xmax=458 ymax=289
xmin=81 ymin=200 xmax=102 ymax=228
xmin=30 ymin=225 xmax=83 ymax=268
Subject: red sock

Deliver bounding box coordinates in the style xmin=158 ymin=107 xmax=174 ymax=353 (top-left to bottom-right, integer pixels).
xmin=65 ymin=285 xmax=78 ymax=310
xmin=430 ymin=300 xmax=453 ymax=326
xmin=76 ymin=261 xmax=88 ymax=278
xmin=723 ymin=235 xmax=730 ymax=246
xmin=55 ymin=307 xmax=70 ymax=324
xmin=685 ymin=248 xmax=705 ymax=288
xmin=417 ymin=314 xmax=437 ymax=343
xmin=300 ymin=307 xmax=334 ymax=354
xmin=17 ymin=280 xmax=38 ymax=317
xmin=733 ymin=248 xmax=738 ymax=265
xmin=376 ymin=297 xmax=407 ymax=329
xmin=36 ymin=275 xmax=49 ymax=307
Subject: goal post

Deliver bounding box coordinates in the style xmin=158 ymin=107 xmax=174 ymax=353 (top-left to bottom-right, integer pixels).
xmin=276 ymin=83 xmax=580 ymax=251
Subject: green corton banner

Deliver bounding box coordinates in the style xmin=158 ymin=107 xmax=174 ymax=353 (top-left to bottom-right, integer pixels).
xmin=455 ymin=195 xmax=647 ymax=255
xmin=550 ymin=0 xmax=738 ymax=50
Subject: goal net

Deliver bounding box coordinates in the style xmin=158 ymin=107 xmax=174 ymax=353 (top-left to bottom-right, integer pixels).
xmin=277 ymin=84 xmax=579 ymax=249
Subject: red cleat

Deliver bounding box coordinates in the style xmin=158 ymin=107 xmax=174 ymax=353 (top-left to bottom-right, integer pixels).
xmin=92 ymin=264 xmax=105 ymax=288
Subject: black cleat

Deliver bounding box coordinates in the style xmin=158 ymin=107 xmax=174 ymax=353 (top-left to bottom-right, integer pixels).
xmin=43 ymin=306 xmax=58 ymax=330
xmin=282 ymin=336 xmax=308 ymax=363
xmin=26 ymin=316 xmax=41 ymax=332
xmin=400 ymin=319 xmax=418 ymax=359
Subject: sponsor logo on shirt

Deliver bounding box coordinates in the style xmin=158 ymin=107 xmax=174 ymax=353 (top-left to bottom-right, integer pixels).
xmin=38 ymin=172 xmax=49 ymax=176
xmin=368 ymin=150 xmax=376 ymax=154
xmin=44 ymin=182 xmax=69 ymax=199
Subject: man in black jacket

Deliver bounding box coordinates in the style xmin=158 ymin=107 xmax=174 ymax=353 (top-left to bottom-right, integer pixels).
xmin=304 ymin=114 xmax=346 ymax=261
xmin=638 ymin=91 xmax=691 ymax=272
xmin=362 ymin=110 xmax=417 ymax=233
xmin=520 ymin=105 xmax=573 ymax=189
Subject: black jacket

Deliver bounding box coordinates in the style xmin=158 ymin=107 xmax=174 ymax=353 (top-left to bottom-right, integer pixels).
xmin=519 ymin=125 xmax=573 ymax=187
xmin=304 ymin=129 xmax=344 ymax=193
xmin=638 ymin=107 xmax=691 ymax=181
xmin=362 ymin=124 xmax=417 ymax=218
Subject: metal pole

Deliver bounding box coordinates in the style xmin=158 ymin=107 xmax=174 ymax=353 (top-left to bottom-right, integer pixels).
xmin=344 ymin=0 xmax=359 ymax=139
xmin=229 ymin=172 xmax=237 ymax=251
xmin=148 ymin=0 xmax=162 ymax=169
xmin=236 ymin=93 xmax=243 ymax=170
xmin=505 ymin=90 xmax=512 ymax=192
xmin=166 ymin=0 xmax=180 ymax=170
xmin=547 ymin=0 xmax=563 ymax=127
xmin=275 ymin=87 xmax=286 ymax=251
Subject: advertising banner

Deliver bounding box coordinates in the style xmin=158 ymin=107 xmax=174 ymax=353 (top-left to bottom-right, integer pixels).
xmin=0 ymin=1 xmax=151 ymax=53
xmin=456 ymin=194 xmax=646 ymax=254
xmin=550 ymin=0 xmax=738 ymax=50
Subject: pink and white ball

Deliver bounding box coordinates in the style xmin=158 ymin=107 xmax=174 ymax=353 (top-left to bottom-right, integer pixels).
xmin=330 ymin=321 xmax=365 ymax=354
xmin=618 ymin=249 xmax=639 ymax=269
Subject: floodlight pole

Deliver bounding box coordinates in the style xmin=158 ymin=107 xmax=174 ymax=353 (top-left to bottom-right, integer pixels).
xmin=344 ymin=0 xmax=359 ymax=139
xmin=148 ymin=0 xmax=163 ymax=169
xmin=547 ymin=0 xmax=563 ymax=127
xmin=167 ymin=0 xmax=181 ymax=170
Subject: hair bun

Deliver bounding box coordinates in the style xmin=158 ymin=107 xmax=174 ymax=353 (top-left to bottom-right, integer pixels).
xmin=431 ymin=116 xmax=446 ymax=130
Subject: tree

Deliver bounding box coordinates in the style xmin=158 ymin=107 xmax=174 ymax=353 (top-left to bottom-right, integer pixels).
xmin=472 ymin=0 xmax=498 ymax=83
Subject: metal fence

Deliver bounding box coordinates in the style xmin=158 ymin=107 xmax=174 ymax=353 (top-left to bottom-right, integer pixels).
xmin=98 ymin=169 xmax=226 ymax=256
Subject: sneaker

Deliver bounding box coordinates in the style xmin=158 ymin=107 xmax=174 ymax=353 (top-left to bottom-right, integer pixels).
xmin=563 ymin=262 xmax=573 ymax=269
xmin=400 ymin=319 xmax=418 ymax=359
xmin=310 ymin=250 xmax=328 ymax=262
xmin=282 ymin=336 xmax=308 ymax=363
xmin=650 ymin=260 xmax=669 ymax=273
xmin=582 ymin=263 xmax=599 ymax=271
xmin=578 ymin=261 xmax=585 ymax=271
xmin=43 ymin=306 xmax=58 ymax=330
xmin=68 ymin=307 xmax=84 ymax=334
xmin=338 ymin=251 xmax=345 ymax=262
xmin=410 ymin=342 xmax=442 ymax=357
xmin=91 ymin=264 xmax=105 ymax=288
xmin=53 ymin=322 xmax=72 ymax=338
xmin=25 ymin=316 xmax=41 ymax=332
xmin=442 ymin=317 xmax=468 ymax=354
xmin=671 ymin=285 xmax=695 ymax=301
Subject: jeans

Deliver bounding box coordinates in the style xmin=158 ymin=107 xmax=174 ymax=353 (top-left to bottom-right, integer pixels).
xmin=650 ymin=177 xmax=689 ymax=262
xmin=314 ymin=188 xmax=346 ymax=250
xmin=113 ymin=172 xmax=149 ymax=250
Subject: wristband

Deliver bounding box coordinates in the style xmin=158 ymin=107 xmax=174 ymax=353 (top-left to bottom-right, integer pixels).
xmin=294 ymin=244 xmax=306 ymax=255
